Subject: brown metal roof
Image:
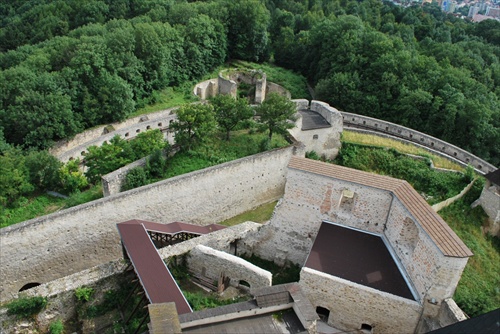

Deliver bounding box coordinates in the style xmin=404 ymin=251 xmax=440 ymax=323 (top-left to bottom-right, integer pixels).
xmin=305 ymin=222 xmax=416 ymax=300
xmin=117 ymin=220 xmax=226 ymax=314
xmin=288 ymin=156 xmax=473 ymax=258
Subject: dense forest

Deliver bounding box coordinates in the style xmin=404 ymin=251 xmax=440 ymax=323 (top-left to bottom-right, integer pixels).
xmin=0 ymin=0 xmax=499 ymax=165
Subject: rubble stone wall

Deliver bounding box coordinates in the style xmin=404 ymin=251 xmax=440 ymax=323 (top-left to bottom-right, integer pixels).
xmin=300 ymin=267 xmax=422 ymax=334
xmin=0 ymin=148 xmax=294 ymax=302
xmin=187 ymin=245 xmax=272 ymax=289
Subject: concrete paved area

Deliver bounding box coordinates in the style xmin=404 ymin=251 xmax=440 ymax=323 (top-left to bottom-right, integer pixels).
xmin=183 ymin=311 xmax=306 ymax=334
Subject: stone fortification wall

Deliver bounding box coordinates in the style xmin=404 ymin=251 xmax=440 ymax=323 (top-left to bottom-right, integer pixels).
xmin=418 ymin=298 xmax=468 ymax=333
xmin=102 ymin=156 xmax=148 ymax=196
xmin=187 ymin=245 xmax=272 ymax=289
xmin=0 ymin=223 xmax=261 ymax=332
xmin=265 ymin=82 xmax=291 ymax=99
xmin=289 ymin=100 xmax=343 ymax=160
xmin=57 ymin=114 xmax=177 ymax=163
xmin=239 ymin=168 xmax=392 ymax=265
xmin=300 ymin=267 xmax=422 ymax=334
xmin=50 ymin=108 xmax=178 ymax=161
xmin=0 ymin=148 xmax=294 ymax=302
xmin=342 ymin=112 xmax=496 ymax=175
xmin=197 ymin=70 xmax=293 ymax=104
xmin=384 ymin=198 xmax=469 ymax=314
xmin=193 ymin=79 xmax=218 ymax=100
xmin=479 ymin=185 xmax=500 ymax=235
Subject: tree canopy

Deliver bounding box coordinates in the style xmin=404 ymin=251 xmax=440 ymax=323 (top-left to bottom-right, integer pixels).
xmin=0 ymin=0 xmax=498 ymax=165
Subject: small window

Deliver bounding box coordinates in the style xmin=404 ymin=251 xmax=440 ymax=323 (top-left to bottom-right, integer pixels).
xmin=136 ymin=129 xmax=140 ymax=133
xmin=409 ymin=134 xmax=413 ymax=138
xmin=316 ymin=306 xmax=330 ymax=321
xmin=361 ymin=324 xmax=373 ymax=333
xmin=158 ymin=122 xmax=162 ymax=127
xmin=125 ymin=132 xmax=129 ymax=137
xmin=313 ymin=134 xmax=319 ymax=140
xmin=81 ymin=151 xmax=86 ymax=156
xmin=146 ymin=125 xmax=151 ymax=130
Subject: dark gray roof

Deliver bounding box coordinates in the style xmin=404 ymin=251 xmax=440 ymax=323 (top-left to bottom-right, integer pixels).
xmin=427 ymin=308 xmax=500 ymax=334
xmin=299 ymin=110 xmax=331 ymax=130
xmin=485 ymin=169 xmax=500 ymax=186
xmin=305 ymin=221 xmax=415 ymax=300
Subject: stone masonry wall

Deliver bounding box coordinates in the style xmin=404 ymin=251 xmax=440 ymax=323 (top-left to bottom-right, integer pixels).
xmin=384 ymin=199 xmax=469 ymax=317
xmin=0 ymin=148 xmax=294 ymax=302
xmin=342 ymin=112 xmax=496 ymax=175
xmin=289 ymin=100 xmax=343 ymax=160
xmin=50 ymin=108 xmax=178 ymax=162
xmin=480 ymin=185 xmax=500 ymax=232
xmin=239 ymin=168 xmax=392 ymax=265
xmin=300 ymin=267 xmax=422 ymax=334
xmin=187 ymin=245 xmax=272 ymax=289
xmin=0 ymin=223 xmax=261 ymax=332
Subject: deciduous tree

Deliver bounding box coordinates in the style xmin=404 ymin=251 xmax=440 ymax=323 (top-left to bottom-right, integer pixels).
xmin=256 ymin=93 xmax=297 ymax=141
xmin=210 ymin=95 xmax=253 ymax=140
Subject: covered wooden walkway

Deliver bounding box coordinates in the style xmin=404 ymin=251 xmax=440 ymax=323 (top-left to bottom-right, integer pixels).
xmin=116 ymin=219 xmax=225 ymax=330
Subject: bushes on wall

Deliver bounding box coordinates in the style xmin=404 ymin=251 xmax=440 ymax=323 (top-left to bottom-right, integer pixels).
xmin=6 ymin=296 xmax=47 ymax=319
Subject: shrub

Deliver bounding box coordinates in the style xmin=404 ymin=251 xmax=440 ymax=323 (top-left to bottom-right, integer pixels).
xmin=122 ymin=167 xmax=148 ymax=191
xmin=75 ymin=287 xmax=94 ymax=302
xmin=49 ymin=319 xmax=64 ymax=334
xmin=6 ymin=296 xmax=47 ymax=319
xmin=146 ymin=149 xmax=168 ymax=178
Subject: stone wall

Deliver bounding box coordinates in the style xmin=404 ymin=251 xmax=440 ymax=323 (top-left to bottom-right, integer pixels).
xmin=0 ymin=222 xmax=261 ymax=332
xmin=50 ymin=108 xmax=178 ymax=162
xmin=418 ymin=298 xmax=468 ymax=333
xmin=265 ymin=82 xmax=291 ymax=99
xmin=384 ymin=198 xmax=469 ymax=315
xmin=289 ymin=100 xmax=343 ymax=160
xmin=300 ymin=267 xmax=422 ymax=334
xmin=239 ymin=167 xmax=393 ymax=265
xmin=187 ymin=245 xmax=272 ymax=289
xmin=0 ymin=148 xmax=295 ymax=302
xmin=479 ymin=184 xmax=500 ymax=236
xmin=101 ymin=156 xmax=148 ymax=196
xmin=342 ymin=112 xmax=496 ymax=175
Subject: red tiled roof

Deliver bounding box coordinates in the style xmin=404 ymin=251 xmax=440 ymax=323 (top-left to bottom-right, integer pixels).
xmin=288 ymin=156 xmax=473 ymax=258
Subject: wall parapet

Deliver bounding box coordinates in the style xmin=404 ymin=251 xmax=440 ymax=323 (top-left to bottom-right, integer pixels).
xmin=50 ymin=107 xmax=178 ymax=162
xmin=342 ymin=112 xmax=496 ymax=174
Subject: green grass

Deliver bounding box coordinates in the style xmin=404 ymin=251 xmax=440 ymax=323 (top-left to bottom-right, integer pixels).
xmin=1 ymin=185 xmax=103 ymax=228
xmin=159 ymin=131 xmax=288 ymax=181
xmin=438 ymin=188 xmax=500 ymax=317
xmin=342 ymin=130 xmax=463 ymax=171
xmin=239 ymin=254 xmax=301 ymax=285
xmin=131 ymin=84 xmax=199 ymax=117
xmin=334 ymin=143 xmax=471 ymax=204
xmin=219 ymin=201 xmax=278 ymax=226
